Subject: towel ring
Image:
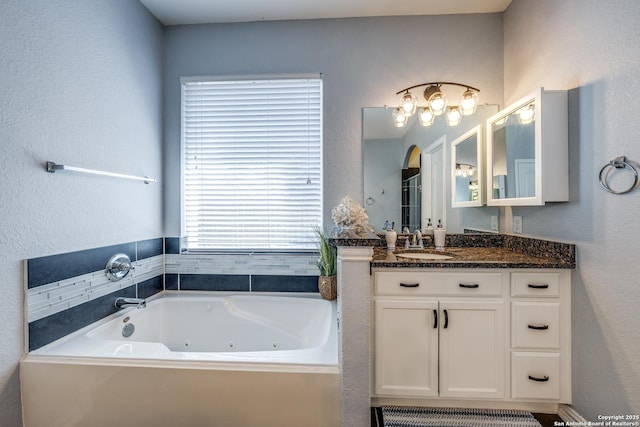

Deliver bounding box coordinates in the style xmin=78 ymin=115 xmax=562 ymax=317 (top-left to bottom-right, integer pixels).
xmin=599 ymin=156 xmax=638 ymax=194
xmin=366 ymin=196 xmax=375 ymax=205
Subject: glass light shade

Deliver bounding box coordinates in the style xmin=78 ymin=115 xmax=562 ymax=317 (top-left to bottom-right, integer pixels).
xmin=445 ymin=106 xmax=462 ymax=126
xmin=392 ymin=107 xmax=408 ymax=128
xmin=460 ymin=89 xmax=479 ymax=116
xmin=428 ymin=91 xmax=447 ymax=116
xmin=400 ymin=92 xmax=418 ymax=116
xmin=418 ymin=106 xmax=435 ymax=126
xmin=518 ymin=103 xmax=535 ymax=124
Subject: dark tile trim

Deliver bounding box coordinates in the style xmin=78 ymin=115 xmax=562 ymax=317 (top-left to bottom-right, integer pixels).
xmin=138 ymin=275 xmax=163 ymax=299
xmin=165 ymin=273 xmax=179 ymax=290
xmin=28 ymin=286 xmax=136 ymax=351
xmin=164 ymin=237 xmax=182 ymax=254
xmin=180 ymin=274 xmax=250 ymax=292
xmin=251 ymin=275 xmax=318 ymax=292
xmin=137 ymin=238 xmax=163 ymax=260
xmin=27 ymin=243 xmax=136 ymax=289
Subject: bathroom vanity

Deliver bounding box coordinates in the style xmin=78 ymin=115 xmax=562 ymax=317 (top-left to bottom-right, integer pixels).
xmin=369 ymin=237 xmax=574 ymax=412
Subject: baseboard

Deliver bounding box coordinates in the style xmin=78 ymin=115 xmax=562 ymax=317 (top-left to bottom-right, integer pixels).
xmin=558 ymin=404 xmax=587 ymax=423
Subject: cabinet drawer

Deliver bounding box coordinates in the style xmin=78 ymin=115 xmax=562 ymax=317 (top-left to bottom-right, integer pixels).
xmin=512 ymin=302 xmax=560 ymax=349
xmin=511 ymin=272 xmax=561 ymax=297
xmin=375 ymin=271 xmax=505 ymax=296
xmin=511 ymin=352 xmax=560 ymax=400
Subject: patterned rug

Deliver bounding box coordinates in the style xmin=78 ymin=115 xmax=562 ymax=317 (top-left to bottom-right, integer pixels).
xmin=381 ymin=406 xmax=543 ymax=427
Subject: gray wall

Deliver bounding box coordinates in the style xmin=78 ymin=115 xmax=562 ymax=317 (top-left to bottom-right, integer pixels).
xmin=162 ymin=14 xmax=505 ymax=234
xmin=0 ymin=1 xmax=163 ymax=425
xmin=504 ymin=0 xmax=640 ymax=419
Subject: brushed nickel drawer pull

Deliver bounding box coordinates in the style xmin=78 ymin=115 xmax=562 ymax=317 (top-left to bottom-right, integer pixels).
xmin=528 ymin=375 xmax=550 ymax=382
xmin=459 ymin=283 xmax=479 ymax=288
xmin=528 ymin=324 xmax=550 ymax=330
xmin=400 ymin=283 xmax=419 ymax=288
xmin=528 ymin=283 xmax=549 ymax=289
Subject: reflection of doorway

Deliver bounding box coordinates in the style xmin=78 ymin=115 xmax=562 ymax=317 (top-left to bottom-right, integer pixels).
xmin=422 ymin=136 xmax=446 ymax=229
xmin=515 ymin=159 xmax=535 ymax=198
xmin=401 ymin=145 xmax=421 ymax=231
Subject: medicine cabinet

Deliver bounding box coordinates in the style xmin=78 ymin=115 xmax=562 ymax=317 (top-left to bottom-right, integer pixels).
xmin=451 ymin=125 xmax=484 ymax=208
xmin=486 ymin=88 xmax=568 ymax=206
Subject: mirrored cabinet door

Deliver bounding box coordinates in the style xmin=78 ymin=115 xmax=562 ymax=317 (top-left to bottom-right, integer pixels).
xmin=486 ymin=87 xmax=568 ymax=206
xmin=451 ymin=125 xmax=484 ymax=208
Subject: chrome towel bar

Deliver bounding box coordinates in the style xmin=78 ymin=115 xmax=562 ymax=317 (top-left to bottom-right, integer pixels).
xmin=46 ymin=161 xmax=156 ymax=184
xmin=599 ymin=156 xmax=638 ymax=195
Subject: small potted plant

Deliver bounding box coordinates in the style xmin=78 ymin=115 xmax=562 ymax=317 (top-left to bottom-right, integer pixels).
xmin=315 ymin=227 xmax=337 ymax=300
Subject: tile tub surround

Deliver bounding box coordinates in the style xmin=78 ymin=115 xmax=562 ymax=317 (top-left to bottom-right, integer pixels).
xmin=164 ymin=251 xmax=320 ymax=292
xmin=26 ymin=238 xmax=164 ymax=351
xmin=27 ymin=238 xmax=322 ymax=351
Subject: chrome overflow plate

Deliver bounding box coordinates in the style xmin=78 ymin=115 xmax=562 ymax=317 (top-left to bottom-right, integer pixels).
xmin=105 ymin=253 xmax=133 ymax=282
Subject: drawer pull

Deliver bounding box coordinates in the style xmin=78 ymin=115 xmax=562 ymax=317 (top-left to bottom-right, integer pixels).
xmin=459 ymin=283 xmax=479 ymax=289
xmin=528 ymin=283 xmax=549 ymax=289
xmin=433 ymin=309 xmax=438 ymax=329
xmin=443 ymin=309 xmax=449 ymax=329
xmin=400 ymin=283 xmax=419 ymax=288
xmin=528 ymin=375 xmax=550 ymax=382
xmin=528 ymin=324 xmax=549 ymax=330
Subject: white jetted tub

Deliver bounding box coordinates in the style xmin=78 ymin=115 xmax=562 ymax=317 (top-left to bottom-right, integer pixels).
xmin=21 ymin=293 xmax=340 ymax=427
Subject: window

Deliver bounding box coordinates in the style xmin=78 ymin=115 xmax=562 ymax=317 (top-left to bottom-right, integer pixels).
xmin=181 ymin=75 xmax=322 ymax=251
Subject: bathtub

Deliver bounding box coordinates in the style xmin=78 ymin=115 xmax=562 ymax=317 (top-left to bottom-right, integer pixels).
xmin=21 ymin=293 xmax=341 ymax=427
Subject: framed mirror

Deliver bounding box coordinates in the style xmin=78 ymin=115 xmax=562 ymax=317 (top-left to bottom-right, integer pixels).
xmin=486 ymin=87 xmax=568 ymax=206
xmin=363 ymin=105 xmax=500 ymax=233
xmin=451 ymin=125 xmax=483 ymax=208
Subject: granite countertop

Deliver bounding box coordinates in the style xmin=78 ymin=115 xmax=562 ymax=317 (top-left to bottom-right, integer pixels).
xmin=372 ymin=246 xmax=574 ymax=269
xmin=329 ymin=230 xmax=576 ymax=269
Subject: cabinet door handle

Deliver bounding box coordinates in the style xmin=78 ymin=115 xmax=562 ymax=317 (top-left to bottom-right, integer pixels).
xmin=400 ymin=283 xmax=419 ymax=288
xmin=433 ymin=309 xmax=438 ymax=328
xmin=459 ymin=283 xmax=479 ymax=288
xmin=528 ymin=375 xmax=550 ymax=382
xmin=443 ymin=309 xmax=449 ymax=329
xmin=528 ymin=283 xmax=549 ymax=289
xmin=528 ymin=324 xmax=549 ymax=330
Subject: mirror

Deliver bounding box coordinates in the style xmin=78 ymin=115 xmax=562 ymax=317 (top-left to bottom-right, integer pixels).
xmin=363 ymin=105 xmax=499 ymax=233
xmin=451 ymin=125 xmax=483 ymax=208
xmin=488 ymin=98 xmax=536 ymax=202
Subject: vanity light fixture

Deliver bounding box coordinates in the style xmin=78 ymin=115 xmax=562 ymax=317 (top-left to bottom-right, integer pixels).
xmin=517 ymin=103 xmax=535 ymax=124
xmin=394 ymin=82 xmax=480 ymax=127
xmin=392 ymin=106 xmax=409 ymax=128
xmin=455 ymin=163 xmax=475 ymax=177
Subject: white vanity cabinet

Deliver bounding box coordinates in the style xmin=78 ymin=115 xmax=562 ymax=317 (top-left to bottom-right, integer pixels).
xmin=373 ymin=270 xmax=508 ymax=400
xmin=510 ymin=272 xmax=571 ymax=403
xmin=371 ymin=269 xmax=571 ymax=409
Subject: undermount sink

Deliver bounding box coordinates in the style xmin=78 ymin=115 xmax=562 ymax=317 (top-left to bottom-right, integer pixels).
xmin=396 ymin=252 xmax=453 ymax=261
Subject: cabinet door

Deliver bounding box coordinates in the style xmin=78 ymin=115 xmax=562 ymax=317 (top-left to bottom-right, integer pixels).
xmin=374 ymin=299 xmax=439 ymax=397
xmin=439 ymin=301 xmax=505 ymax=398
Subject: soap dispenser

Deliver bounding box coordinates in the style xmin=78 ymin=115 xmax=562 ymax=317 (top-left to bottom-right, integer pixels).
xmin=424 ymin=218 xmax=434 ymax=236
xmin=385 ymin=225 xmax=397 ymax=250
xmin=434 ymin=219 xmax=446 ymax=250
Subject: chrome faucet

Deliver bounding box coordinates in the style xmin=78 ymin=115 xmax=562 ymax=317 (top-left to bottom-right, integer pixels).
xmin=114 ymin=297 xmax=146 ymax=309
xmin=404 ymin=229 xmax=424 ymax=249
xmin=413 ymin=229 xmax=423 ymax=248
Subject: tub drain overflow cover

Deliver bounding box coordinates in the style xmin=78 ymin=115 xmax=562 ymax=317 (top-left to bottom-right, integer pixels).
xmin=122 ymin=323 xmax=135 ymax=338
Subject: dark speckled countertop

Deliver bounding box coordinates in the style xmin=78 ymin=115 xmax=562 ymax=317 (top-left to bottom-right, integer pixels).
xmin=372 ymin=246 xmax=574 ymax=269
xmin=329 ymin=229 xmax=575 ymax=269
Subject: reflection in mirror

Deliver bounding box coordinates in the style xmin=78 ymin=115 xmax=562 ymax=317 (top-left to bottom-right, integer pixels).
xmin=363 ymin=106 xmax=500 ymax=233
xmin=490 ymin=100 xmax=536 ymax=200
xmin=402 ymin=145 xmax=421 ymax=231
xmin=451 ymin=125 xmax=483 ymax=208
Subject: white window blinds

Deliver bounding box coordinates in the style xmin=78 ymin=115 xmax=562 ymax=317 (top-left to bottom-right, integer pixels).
xmin=181 ymin=76 xmax=323 ymax=251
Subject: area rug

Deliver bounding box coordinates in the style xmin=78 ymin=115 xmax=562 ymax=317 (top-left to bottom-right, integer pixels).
xmin=381 ymin=406 xmax=543 ymax=427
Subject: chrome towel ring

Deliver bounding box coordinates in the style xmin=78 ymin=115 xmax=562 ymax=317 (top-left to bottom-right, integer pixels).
xmin=599 ymin=156 xmax=638 ymax=194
